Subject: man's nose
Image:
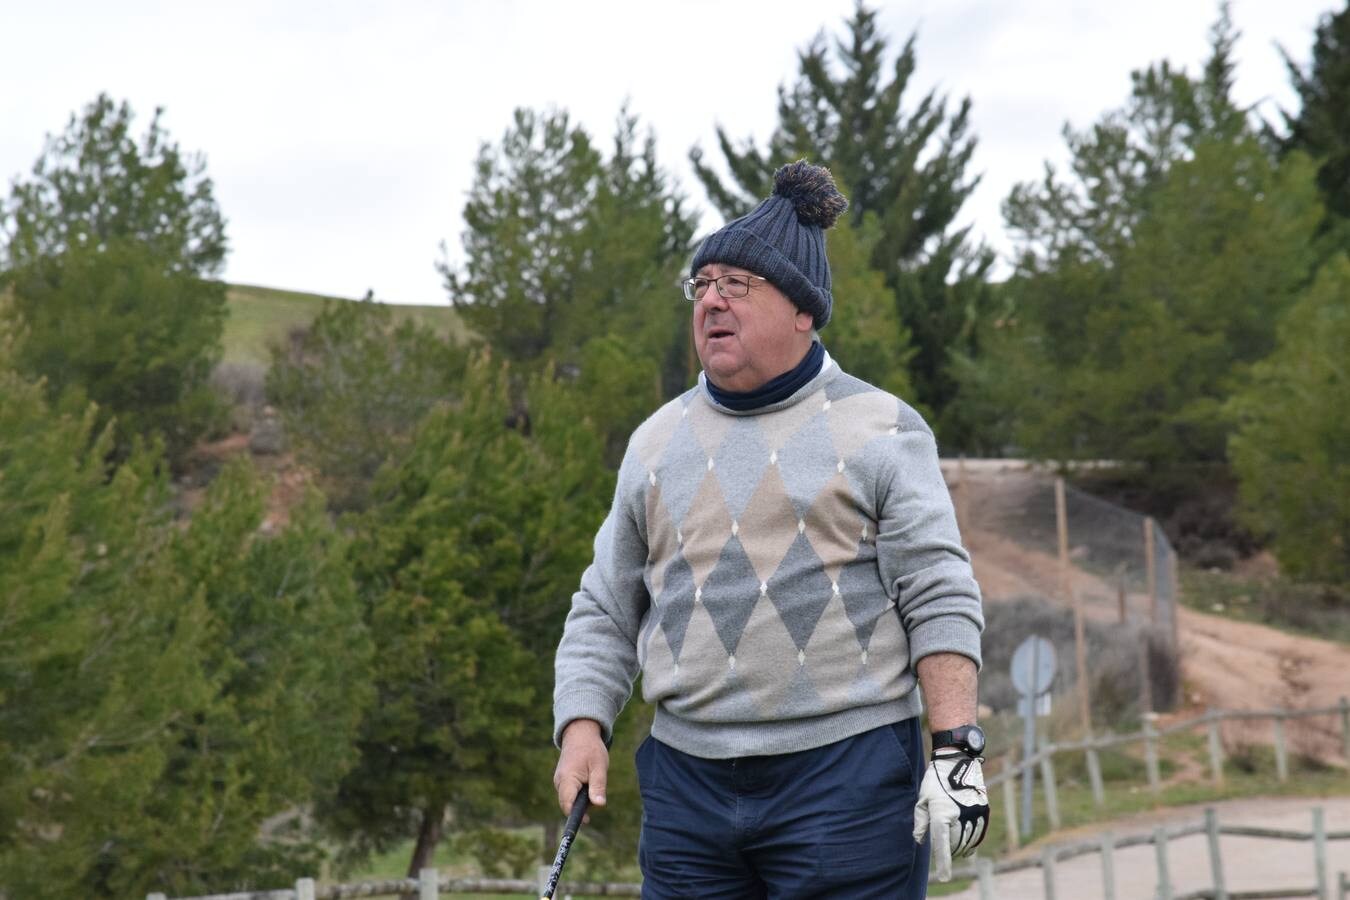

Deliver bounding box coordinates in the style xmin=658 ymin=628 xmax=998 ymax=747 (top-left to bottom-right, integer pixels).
xmin=699 ymin=283 xmax=731 ymax=311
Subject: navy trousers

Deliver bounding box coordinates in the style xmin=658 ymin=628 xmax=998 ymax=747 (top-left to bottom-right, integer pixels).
xmin=635 ymin=718 xmax=930 ymax=899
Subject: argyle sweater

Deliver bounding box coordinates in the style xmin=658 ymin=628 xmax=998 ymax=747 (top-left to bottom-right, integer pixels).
xmin=553 ymin=353 xmax=983 ymax=758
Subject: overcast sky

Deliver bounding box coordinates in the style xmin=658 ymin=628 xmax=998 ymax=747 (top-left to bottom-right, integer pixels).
xmin=0 ymin=1 xmax=1336 ymax=305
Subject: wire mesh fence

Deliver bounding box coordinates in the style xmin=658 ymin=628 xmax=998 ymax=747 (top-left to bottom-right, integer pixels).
xmin=943 ymin=459 xmax=1182 ymax=731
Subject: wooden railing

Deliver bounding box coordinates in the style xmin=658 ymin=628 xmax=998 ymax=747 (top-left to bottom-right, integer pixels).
xmin=988 ymin=699 xmax=1350 ymax=849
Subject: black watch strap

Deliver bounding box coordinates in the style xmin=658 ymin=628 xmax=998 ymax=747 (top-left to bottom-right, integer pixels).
xmin=930 ymin=723 xmax=985 ymax=757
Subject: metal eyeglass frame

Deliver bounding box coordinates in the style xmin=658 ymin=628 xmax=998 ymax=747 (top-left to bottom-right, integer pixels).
xmin=681 ymin=273 xmax=767 ymax=302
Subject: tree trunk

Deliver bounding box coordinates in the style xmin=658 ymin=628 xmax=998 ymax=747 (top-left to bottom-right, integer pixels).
xmin=406 ymin=800 xmax=447 ymax=879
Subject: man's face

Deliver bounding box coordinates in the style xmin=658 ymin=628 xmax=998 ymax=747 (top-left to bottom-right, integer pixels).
xmin=693 ymin=263 xmax=815 ymax=392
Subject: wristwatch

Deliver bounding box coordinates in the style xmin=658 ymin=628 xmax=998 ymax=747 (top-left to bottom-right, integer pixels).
xmin=930 ymin=723 xmax=986 ymax=757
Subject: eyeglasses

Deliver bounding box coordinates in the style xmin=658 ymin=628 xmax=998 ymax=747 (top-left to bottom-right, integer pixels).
xmin=681 ymin=273 xmax=767 ymax=302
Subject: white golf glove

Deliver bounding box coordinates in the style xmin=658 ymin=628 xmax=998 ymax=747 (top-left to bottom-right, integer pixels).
xmin=912 ymin=749 xmax=990 ymax=881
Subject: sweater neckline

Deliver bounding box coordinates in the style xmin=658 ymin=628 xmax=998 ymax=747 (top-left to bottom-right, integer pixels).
xmin=698 ymin=348 xmax=838 ymax=417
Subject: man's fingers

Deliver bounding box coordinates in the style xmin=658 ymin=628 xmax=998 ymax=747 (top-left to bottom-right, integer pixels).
xmin=961 ymin=817 xmax=988 ymax=856
xmin=588 ymin=758 xmax=608 ymax=807
xmin=931 ymin=816 xmax=953 ymax=881
xmin=912 ymin=802 xmax=930 ymax=845
xmin=556 ymin=774 xmax=582 ymax=817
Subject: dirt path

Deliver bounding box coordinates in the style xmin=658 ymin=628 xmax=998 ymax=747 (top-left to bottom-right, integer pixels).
xmin=943 ymin=795 xmax=1350 ymax=899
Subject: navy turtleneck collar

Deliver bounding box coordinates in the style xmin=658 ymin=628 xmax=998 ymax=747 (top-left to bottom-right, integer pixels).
xmin=706 ymin=341 xmax=825 ymax=412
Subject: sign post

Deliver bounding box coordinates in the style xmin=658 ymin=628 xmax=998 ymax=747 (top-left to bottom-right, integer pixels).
xmin=1012 ymin=635 xmax=1057 ymax=836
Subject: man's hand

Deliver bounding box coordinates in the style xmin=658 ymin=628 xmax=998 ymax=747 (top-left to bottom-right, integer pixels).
xmin=553 ymin=719 xmax=609 ymax=822
xmin=913 ymin=749 xmax=990 ymax=881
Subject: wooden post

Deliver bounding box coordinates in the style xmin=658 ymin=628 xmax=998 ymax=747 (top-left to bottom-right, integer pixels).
xmin=1339 ymin=696 xmax=1349 ymax=762
xmin=1139 ymin=633 xmax=1154 ymax=715
xmin=977 ymin=857 xmax=995 ymax=900
xmin=420 ymin=866 xmax=439 ymax=900
xmin=1040 ymin=751 xmax=1061 ymax=831
xmin=1206 ymin=807 xmax=1227 ymax=900
xmin=1117 ymin=567 xmax=1128 ymax=624
xmin=1167 ymin=539 xmax=1180 ymax=647
xmin=1274 ymin=715 xmax=1289 ymax=782
xmin=1208 ymin=710 xmax=1224 ymax=784
xmin=1101 ymin=831 xmax=1117 ymax=900
xmin=1314 ymin=807 xmax=1328 ymax=900
xmin=1042 ymin=845 xmax=1058 ymax=900
xmin=537 ymin=864 xmax=552 ymax=897
xmin=1145 ymin=517 xmax=1158 ymax=626
xmin=147 ymin=895 xmax=167 ymax=900
xmin=1086 ymin=743 xmax=1105 ymax=809
xmin=1144 ymin=716 xmax=1162 ymax=794
xmin=1002 ymin=760 xmax=1020 ymax=850
xmin=296 ymin=878 xmax=316 ymax=900
xmin=1057 ymin=477 xmax=1092 ymax=733
xmin=1154 ymin=827 xmax=1172 ymax=900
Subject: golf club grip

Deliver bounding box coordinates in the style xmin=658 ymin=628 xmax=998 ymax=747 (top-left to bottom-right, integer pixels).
xmin=540 ymin=786 xmax=589 ymax=900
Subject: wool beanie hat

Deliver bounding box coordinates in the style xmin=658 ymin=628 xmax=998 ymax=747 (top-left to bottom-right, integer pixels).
xmin=690 ymin=160 xmax=848 ymax=329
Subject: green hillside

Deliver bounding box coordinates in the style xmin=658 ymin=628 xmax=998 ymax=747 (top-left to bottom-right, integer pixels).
xmin=222 ymin=283 xmax=465 ymax=366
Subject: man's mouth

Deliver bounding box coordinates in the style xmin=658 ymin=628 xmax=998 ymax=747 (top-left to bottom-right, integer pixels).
xmin=706 ymin=327 xmax=735 ymax=340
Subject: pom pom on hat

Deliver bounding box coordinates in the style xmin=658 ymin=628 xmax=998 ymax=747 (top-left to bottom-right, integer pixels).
xmin=773 ymin=160 xmax=848 ymax=229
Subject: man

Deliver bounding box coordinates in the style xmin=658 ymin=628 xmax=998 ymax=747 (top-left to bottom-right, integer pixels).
xmin=553 ymin=160 xmax=988 ymax=898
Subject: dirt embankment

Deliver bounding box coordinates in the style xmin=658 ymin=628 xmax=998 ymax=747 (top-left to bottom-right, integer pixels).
xmin=943 ymin=460 xmax=1350 ymax=763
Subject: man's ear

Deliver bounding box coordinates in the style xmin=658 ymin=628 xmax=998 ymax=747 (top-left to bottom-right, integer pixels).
xmin=794 ymin=309 xmax=815 ymax=333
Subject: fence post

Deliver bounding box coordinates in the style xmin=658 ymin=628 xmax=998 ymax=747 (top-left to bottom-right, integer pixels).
xmin=1144 ymin=517 xmax=1158 ymax=626
xmin=1167 ymin=539 xmax=1180 ymax=648
xmin=1208 ymin=710 xmax=1224 ymax=784
xmin=1206 ymin=807 xmax=1227 ymax=900
xmin=977 ymin=856 xmax=995 ymax=900
xmin=1117 ymin=566 xmax=1127 ymax=624
xmin=1002 ymin=759 xmax=1020 ymax=850
xmin=537 ymin=864 xmax=552 ymax=897
xmin=420 ymin=866 xmax=439 ymax=900
xmin=295 ymin=877 xmax=316 ymax=900
xmin=1042 ymin=845 xmax=1057 ymax=900
xmin=1057 ymin=477 xmax=1092 ymax=733
xmin=147 ymin=894 xmax=167 ymax=900
xmin=1144 ymin=716 xmax=1162 ymax=794
xmin=1314 ymin=807 xmax=1328 ymax=900
xmin=1040 ymin=750 xmax=1061 ymax=831
xmin=1274 ymin=715 xmax=1289 ymax=782
xmin=1086 ymin=742 xmax=1105 ymax=809
xmin=1154 ymin=827 xmax=1172 ymax=900
xmin=1139 ymin=633 xmax=1155 ymax=715
xmin=1101 ymin=831 xmax=1117 ymax=900
xmin=1339 ymin=696 xmax=1349 ymax=762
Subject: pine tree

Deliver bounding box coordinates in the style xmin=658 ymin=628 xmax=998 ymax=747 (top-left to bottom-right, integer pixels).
xmin=688 ymin=3 xmax=994 ymax=442
xmin=0 ymin=320 xmax=372 ymax=898
xmin=1228 ymin=255 xmax=1350 ymax=583
xmin=1 ymin=94 xmax=229 ymax=465
xmin=976 ymin=6 xmax=1323 ymax=472
xmin=442 ymin=107 xmax=695 ymax=381
xmin=1281 ymin=3 xmax=1350 ymax=233
xmin=320 ymin=355 xmax=611 ymax=878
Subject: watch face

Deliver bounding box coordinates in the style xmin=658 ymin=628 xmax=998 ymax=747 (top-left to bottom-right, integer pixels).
xmin=964 ymin=725 xmax=986 ymax=754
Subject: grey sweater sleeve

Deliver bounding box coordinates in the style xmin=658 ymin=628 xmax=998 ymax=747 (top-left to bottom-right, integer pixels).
xmin=552 ymin=447 xmax=651 ymax=746
xmin=875 ymin=426 xmax=984 ymax=669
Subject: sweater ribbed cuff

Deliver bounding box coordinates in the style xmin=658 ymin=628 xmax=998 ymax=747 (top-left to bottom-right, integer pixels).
xmin=553 ymin=690 xmax=622 ymax=748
